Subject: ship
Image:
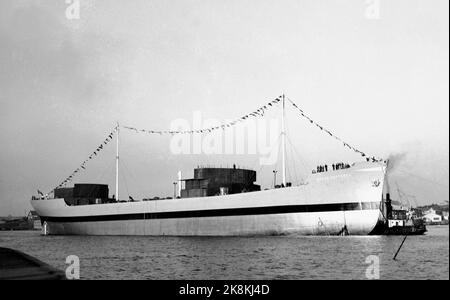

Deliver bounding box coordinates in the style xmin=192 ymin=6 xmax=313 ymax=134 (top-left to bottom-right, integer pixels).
xmin=31 ymin=95 xmax=390 ymax=236
xmin=371 ymin=192 xmax=427 ymax=236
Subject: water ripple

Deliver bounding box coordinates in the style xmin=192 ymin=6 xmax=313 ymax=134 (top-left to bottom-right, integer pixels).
xmin=0 ymin=226 xmax=448 ymax=280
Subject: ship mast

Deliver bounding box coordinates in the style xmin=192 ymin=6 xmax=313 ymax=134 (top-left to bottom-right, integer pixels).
xmin=281 ymin=94 xmax=287 ymax=187
xmin=116 ymin=122 xmax=120 ymax=202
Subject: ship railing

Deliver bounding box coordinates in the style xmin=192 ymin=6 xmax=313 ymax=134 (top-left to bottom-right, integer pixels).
xmin=31 ymin=195 xmax=52 ymax=200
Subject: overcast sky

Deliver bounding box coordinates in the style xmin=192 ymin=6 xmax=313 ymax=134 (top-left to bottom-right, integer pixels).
xmin=0 ymin=0 xmax=448 ymax=215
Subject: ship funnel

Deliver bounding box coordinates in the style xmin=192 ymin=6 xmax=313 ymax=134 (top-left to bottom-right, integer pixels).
xmin=381 ymin=159 xmax=392 ymax=220
xmin=385 ymin=192 xmax=393 ymax=219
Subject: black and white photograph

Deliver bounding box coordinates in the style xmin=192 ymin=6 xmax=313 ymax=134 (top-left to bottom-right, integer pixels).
xmin=0 ymin=0 xmax=448 ymax=285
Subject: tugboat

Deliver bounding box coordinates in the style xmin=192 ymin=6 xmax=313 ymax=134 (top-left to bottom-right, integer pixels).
xmin=376 ymin=192 xmax=427 ymax=235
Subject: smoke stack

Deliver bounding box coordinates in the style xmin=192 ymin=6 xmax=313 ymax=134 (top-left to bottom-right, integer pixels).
xmin=385 ymin=192 xmax=392 ymax=219
xmin=383 ymin=159 xmax=393 ymax=219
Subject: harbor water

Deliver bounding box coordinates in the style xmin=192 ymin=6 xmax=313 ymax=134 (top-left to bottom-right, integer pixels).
xmin=0 ymin=226 xmax=448 ymax=280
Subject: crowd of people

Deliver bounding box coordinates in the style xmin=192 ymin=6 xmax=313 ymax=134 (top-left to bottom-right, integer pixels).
xmin=313 ymin=162 xmax=351 ymax=174
xmin=334 ymin=162 xmax=351 ymax=170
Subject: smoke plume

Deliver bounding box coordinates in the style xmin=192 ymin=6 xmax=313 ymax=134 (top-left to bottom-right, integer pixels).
xmin=386 ymin=152 xmax=408 ymax=173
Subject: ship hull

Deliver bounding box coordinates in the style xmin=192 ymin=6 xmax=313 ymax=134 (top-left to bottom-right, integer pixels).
xmin=31 ymin=162 xmax=386 ymax=236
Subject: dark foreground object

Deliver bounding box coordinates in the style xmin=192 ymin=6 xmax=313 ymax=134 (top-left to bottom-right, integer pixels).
xmin=0 ymin=218 xmax=33 ymax=231
xmin=0 ymin=247 xmax=65 ymax=280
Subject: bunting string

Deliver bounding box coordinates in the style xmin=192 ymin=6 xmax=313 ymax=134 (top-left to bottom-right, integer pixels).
xmin=121 ymin=94 xmax=382 ymax=162
xmin=286 ymin=97 xmax=384 ymax=163
xmin=48 ymin=125 xmax=119 ymax=195
xmin=122 ymin=96 xmax=283 ymax=135
xmin=48 ymin=95 xmax=383 ymax=195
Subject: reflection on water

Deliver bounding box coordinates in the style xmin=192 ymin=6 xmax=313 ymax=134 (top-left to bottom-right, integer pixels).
xmin=0 ymin=226 xmax=448 ymax=280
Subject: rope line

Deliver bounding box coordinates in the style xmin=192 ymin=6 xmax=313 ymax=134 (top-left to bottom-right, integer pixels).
xmin=47 ymin=125 xmax=119 ymax=195
xmin=122 ymin=96 xmax=283 ymax=135
xmin=286 ymin=97 xmax=384 ymax=163
xmin=46 ymin=94 xmax=385 ymax=194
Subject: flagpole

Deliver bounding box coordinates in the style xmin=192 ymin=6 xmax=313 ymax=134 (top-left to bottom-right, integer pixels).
xmin=281 ymin=94 xmax=287 ymax=187
xmin=116 ymin=122 xmax=120 ymax=202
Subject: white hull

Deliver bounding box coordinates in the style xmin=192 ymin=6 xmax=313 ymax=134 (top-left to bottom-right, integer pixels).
xmin=31 ymin=162 xmax=386 ymax=236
